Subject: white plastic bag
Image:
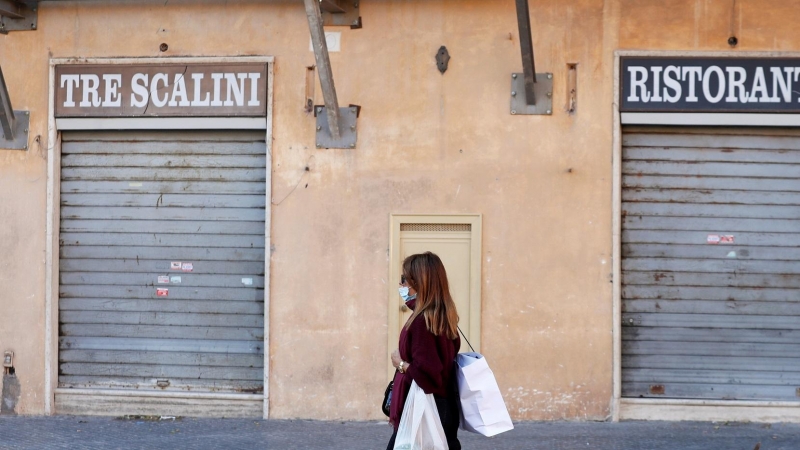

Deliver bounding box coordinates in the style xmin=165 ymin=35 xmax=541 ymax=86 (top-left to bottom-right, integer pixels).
xmin=456 ymin=352 xmax=514 ymax=437
xmin=393 ymin=381 xmax=448 ymax=450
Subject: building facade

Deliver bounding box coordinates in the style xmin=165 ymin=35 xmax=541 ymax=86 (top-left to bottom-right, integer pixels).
xmin=0 ymin=0 xmax=798 ymax=422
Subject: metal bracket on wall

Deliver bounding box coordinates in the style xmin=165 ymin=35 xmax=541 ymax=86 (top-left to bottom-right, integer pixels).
xmin=319 ymin=0 xmax=361 ymax=29
xmin=0 ymin=110 xmax=29 ymax=150
xmin=0 ymin=1 xmax=38 ymax=34
xmin=306 ymin=0 xmax=358 ymax=148
xmin=510 ymin=72 xmax=552 ymax=116
xmin=0 ymin=65 xmax=29 ymax=150
xmin=511 ymin=0 xmax=552 ymax=116
xmin=315 ymin=105 xmax=358 ymax=149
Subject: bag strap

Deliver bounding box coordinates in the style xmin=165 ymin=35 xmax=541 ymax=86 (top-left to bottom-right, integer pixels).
xmin=457 ymin=326 xmax=475 ymax=353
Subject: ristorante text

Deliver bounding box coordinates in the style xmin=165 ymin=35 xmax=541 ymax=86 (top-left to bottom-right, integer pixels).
xmin=621 ymin=57 xmax=800 ymax=113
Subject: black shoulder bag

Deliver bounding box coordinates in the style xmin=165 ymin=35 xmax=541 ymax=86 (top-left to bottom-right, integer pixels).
xmin=382 ymin=373 xmax=395 ymax=417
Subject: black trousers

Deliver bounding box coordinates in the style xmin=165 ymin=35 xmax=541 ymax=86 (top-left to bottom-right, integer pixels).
xmin=386 ymin=394 xmax=461 ymax=450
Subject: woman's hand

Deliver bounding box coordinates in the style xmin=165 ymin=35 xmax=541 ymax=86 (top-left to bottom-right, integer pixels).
xmin=391 ymin=349 xmax=402 ymax=368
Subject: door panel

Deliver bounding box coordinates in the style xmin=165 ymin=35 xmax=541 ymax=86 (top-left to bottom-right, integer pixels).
xmin=398 ymin=232 xmax=473 ymax=348
xmin=388 ymin=215 xmax=482 ymax=380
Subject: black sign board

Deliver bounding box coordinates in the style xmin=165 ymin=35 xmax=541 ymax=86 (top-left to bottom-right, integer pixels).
xmin=621 ymin=57 xmax=800 ymax=113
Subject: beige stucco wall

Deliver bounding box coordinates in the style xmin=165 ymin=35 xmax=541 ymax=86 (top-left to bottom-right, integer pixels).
xmin=0 ymin=0 xmax=796 ymax=420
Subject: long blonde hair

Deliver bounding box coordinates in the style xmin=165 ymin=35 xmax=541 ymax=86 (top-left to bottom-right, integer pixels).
xmin=402 ymin=252 xmax=459 ymax=340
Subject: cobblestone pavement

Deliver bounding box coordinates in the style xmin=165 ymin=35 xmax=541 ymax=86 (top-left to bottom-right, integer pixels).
xmin=1 ymin=416 xmax=799 ymax=449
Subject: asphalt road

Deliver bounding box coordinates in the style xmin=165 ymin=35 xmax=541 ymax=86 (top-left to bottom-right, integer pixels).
xmin=1 ymin=416 xmax=798 ymax=449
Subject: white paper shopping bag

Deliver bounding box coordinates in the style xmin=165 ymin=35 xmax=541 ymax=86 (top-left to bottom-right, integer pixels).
xmin=455 ymin=352 xmax=514 ymax=437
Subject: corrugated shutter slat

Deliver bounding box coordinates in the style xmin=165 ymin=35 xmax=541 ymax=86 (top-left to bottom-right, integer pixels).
xmin=58 ymin=131 xmax=266 ymax=394
xmin=622 ymin=127 xmax=800 ymax=401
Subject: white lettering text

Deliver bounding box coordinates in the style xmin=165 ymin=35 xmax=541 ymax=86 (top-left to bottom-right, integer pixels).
xmin=102 ymin=74 xmax=122 ymax=107
xmin=60 ymin=75 xmax=80 ymax=107
xmin=79 ymin=74 xmax=101 ymax=107
xmin=131 ymin=73 xmax=149 ymax=108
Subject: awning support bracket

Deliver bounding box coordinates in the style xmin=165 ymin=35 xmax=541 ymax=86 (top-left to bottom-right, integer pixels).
xmin=305 ymin=0 xmax=359 ymax=149
xmin=319 ymin=0 xmax=362 ymax=29
xmin=0 ymin=65 xmax=29 ymax=150
xmin=314 ymin=104 xmax=358 ymax=149
xmin=0 ymin=1 xmax=38 ymax=34
xmin=511 ymin=0 xmax=552 ymax=116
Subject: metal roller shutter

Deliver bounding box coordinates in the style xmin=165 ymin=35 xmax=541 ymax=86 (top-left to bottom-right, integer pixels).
xmin=58 ymin=130 xmax=266 ymax=394
xmin=621 ymin=127 xmax=800 ymax=401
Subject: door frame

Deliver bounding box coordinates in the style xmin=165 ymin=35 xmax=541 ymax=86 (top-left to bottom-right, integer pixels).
xmin=387 ymin=214 xmax=482 ymax=381
xmin=612 ymin=50 xmax=800 ymax=423
xmin=45 ymin=56 xmax=274 ymax=418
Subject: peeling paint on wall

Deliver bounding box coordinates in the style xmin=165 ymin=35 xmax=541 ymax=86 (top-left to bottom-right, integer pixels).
xmin=505 ymin=386 xmax=609 ymax=421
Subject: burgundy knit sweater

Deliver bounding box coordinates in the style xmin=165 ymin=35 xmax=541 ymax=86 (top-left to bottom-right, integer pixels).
xmin=389 ymin=301 xmax=460 ymax=429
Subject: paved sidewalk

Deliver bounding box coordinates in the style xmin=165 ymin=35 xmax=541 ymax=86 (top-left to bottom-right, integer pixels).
xmin=1 ymin=416 xmax=799 ymax=449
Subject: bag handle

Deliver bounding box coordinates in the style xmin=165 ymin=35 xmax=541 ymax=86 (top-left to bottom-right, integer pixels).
xmin=457 ymin=326 xmax=475 ymax=353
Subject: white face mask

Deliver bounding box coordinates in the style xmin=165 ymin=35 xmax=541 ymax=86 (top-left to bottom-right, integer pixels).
xmin=398 ymin=286 xmax=416 ymax=303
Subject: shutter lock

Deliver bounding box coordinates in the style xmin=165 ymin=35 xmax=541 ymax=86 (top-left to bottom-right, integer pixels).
xmin=622 ymin=315 xmax=640 ymax=326
xmin=156 ymin=379 xmax=170 ymax=388
xmin=2 ymin=351 xmax=12 ymax=368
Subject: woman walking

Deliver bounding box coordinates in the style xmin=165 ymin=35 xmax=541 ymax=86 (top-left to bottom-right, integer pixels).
xmin=388 ymin=252 xmax=461 ymax=450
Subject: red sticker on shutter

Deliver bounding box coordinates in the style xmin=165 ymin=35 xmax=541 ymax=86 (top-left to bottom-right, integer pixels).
xmin=156 ymin=288 xmax=169 ymax=297
xmin=707 ymin=234 xmax=734 ymax=244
